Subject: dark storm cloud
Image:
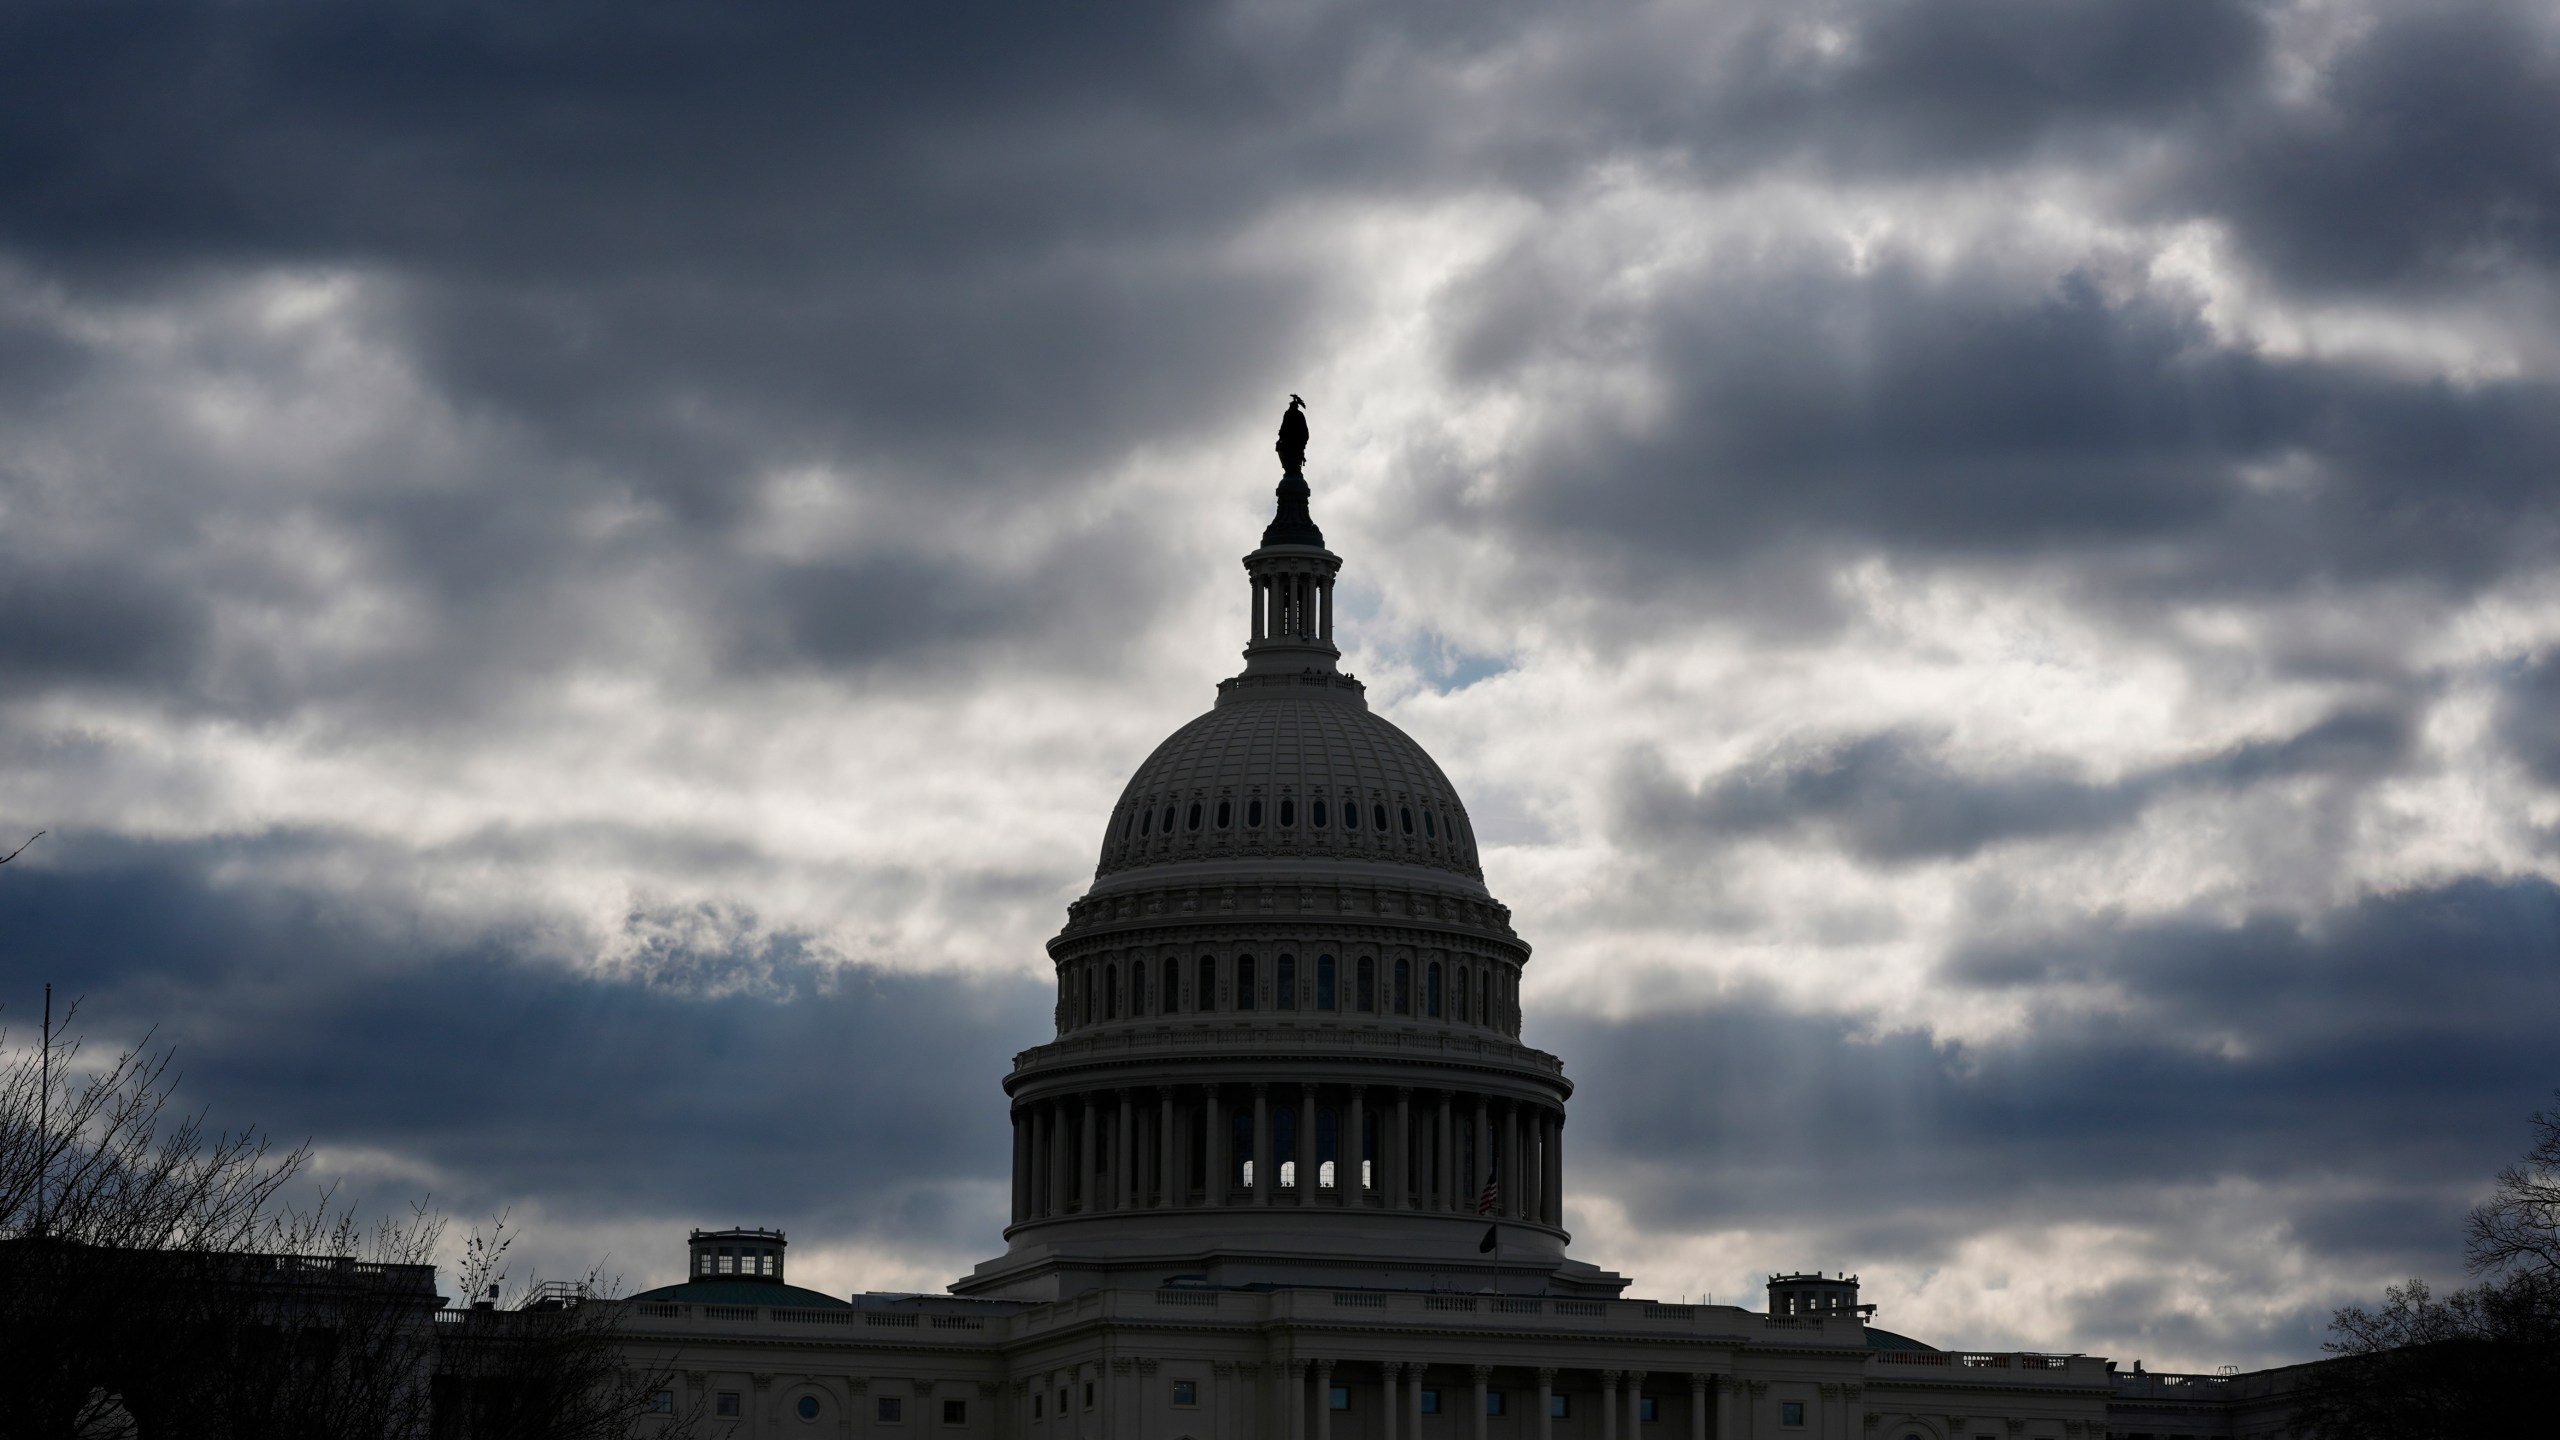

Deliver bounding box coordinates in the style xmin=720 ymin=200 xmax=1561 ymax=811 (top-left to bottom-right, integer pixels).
xmin=1620 ymin=704 xmax=2414 ymax=864
xmin=2177 ymin=0 xmax=2560 ymax=292
xmin=1542 ymin=876 xmax=2560 ymax=1269
xmin=0 ymin=834 xmax=1045 ymax=1247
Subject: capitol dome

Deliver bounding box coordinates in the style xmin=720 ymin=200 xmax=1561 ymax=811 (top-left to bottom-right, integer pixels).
xmin=958 ymin=428 xmax=1622 ymax=1303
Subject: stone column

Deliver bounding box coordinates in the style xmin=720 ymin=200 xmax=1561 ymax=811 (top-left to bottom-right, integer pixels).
xmin=1321 ymin=578 xmax=1334 ymax=642
xmin=1286 ymin=1359 xmax=1306 ymax=1440
xmin=1010 ymin=1110 xmax=1027 ymax=1222
xmin=1212 ymin=1361 xmax=1236 ymax=1440
xmin=1688 ymin=1374 xmax=1707 ymax=1440
xmin=1051 ymin=1101 xmax=1071 ymax=1214
xmin=1252 ymin=575 xmax=1265 ymax=641
xmin=1346 ymin=1087 xmax=1366 ymax=1206
xmin=1391 ymin=1089 xmax=1411 ymax=1210
xmin=1253 ymin=1085 xmax=1271 ymax=1206
xmin=1021 ymin=1109 xmax=1040 ymax=1220
xmin=1079 ymin=1097 xmax=1097 ymax=1212
xmin=1298 ymin=1083 xmax=1318 ymax=1206
xmin=1159 ymin=1090 xmax=1177 ymax=1209
xmin=1117 ymin=1092 xmax=1135 ymax=1210
xmin=1313 ymin=1359 xmax=1334 ymax=1440
xmin=1405 ymin=1365 xmax=1423 ymax=1440
xmin=1474 ymin=1097 xmax=1492 ymax=1211
xmin=1543 ymin=1113 xmax=1564 ymax=1227
xmin=1600 ymin=1371 xmax=1619 ymax=1440
xmin=1624 ymin=1372 xmax=1645 ymax=1440
xmin=1535 ymin=1368 xmax=1556 ymax=1440
xmin=1206 ymin=1085 xmax=1226 ymax=1206
xmin=1501 ymin=1104 xmax=1520 ymax=1220
xmin=1379 ymin=1363 xmax=1399 ymax=1440
xmin=1436 ymin=1092 xmax=1455 ymax=1211
xmin=1471 ymin=1366 xmax=1492 ymax=1440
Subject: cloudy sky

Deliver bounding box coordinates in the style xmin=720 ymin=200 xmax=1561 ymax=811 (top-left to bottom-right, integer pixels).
xmin=5 ymin=0 xmax=2559 ymax=1372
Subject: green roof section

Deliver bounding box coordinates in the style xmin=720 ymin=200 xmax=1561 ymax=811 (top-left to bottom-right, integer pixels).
xmin=626 ymin=1278 xmax=850 ymax=1310
xmin=1864 ymin=1325 xmax=1938 ymax=1351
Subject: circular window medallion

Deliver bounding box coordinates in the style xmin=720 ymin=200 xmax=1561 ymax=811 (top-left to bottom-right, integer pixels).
xmin=796 ymin=1395 xmax=821 ymax=1422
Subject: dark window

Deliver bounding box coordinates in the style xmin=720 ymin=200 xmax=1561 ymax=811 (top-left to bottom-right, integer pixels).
xmin=1317 ymin=1106 xmax=1338 ymax=1187
xmin=1186 ymin=801 xmax=1202 ymax=831
xmin=797 ymin=1395 xmax=822 ymax=1421
xmin=1199 ymin=956 xmax=1216 ymax=1011
xmin=1122 ymin=810 xmax=1134 ymax=839
xmin=1085 ymin=1381 xmax=1095 ymax=1409
xmin=1130 ymin=959 xmax=1147 ymax=1017
xmin=1401 ymin=806 xmax=1415 ymax=834
xmin=1248 ymin=798 xmax=1264 ymax=827
xmin=1345 ymin=799 xmax=1360 ymax=830
xmin=1317 ymin=954 xmax=1336 ymax=1010
xmin=651 ymin=1392 xmax=674 ymax=1415
xmin=1551 ymin=1394 xmax=1571 ymax=1418
xmin=1277 ymin=954 xmax=1296 ymax=1009
xmin=1140 ymin=807 xmax=1152 ymax=836
xmin=1640 ymin=1396 xmax=1658 ymax=1421
xmin=1455 ymin=963 xmax=1469 ymax=1021
xmin=1232 ymin=1110 xmax=1255 ymax=1187
xmin=1374 ymin=803 xmax=1389 ymax=831
xmin=1163 ymin=805 xmax=1177 ymax=833
xmin=1312 ymin=798 xmax=1328 ymax=828
xmin=1275 ymin=1105 xmax=1297 ymax=1187
xmin=1425 ymin=810 xmax=1437 ymax=838
xmin=1329 ymin=1386 xmax=1350 ymax=1411
xmin=1279 ymin=797 xmax=1296 ymax=827
xmin=1421 ymin=1390 xmax=1442 ymax=1415
xmin=1781 ymin=1401 xmax=1805 ymax=1427
xmin=1083 ymin=971 xmax=1095 ymax=1023
xmin=1427 ymin=961 xmax=1443 ymax=1017
xmin=1487 ymin=1390 xmax=1507 ymax=1416
xmin=1216 ymin=799 xmax=1232 ymax=828
xmin=1105 ymin=963 xmax=1118 ymax=1019
xmin=1172 ymin=1381 xmax=1199 ymax=1407
xmin=1394 ymin=958 xmax=1411 ymax=1014
xmin=717 ymin=1393 xmax=742 ymax=1418
xmin=1480 ymin=971 xmax=1490 ymax=1024
xmin=878 ymin=1397 xmax=902 ymax=1422
xmin=1033 ymin=1394 xmax=1043 ymax=1419
xmin=1238 ymin=955 xmax=1257 ymax=1009
xmin=943 ymin=1399 xmax=966 ymax=1424
xmin=1356 ymin=956 xmax=1375 ymax=1011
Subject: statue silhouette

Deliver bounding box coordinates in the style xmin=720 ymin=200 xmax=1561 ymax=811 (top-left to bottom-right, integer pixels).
xmin=1276 ymin=394 xmax=1308 ymax=476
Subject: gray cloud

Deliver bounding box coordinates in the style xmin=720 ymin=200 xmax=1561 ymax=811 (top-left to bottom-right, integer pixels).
xmin=1620 ymin=704 xmax=2415 ymax=864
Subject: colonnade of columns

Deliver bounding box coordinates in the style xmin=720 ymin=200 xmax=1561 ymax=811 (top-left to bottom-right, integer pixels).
xmin=1010 ymin=1082 xmax=1565 ymax=1229
xmin=1250 ymin=567 xmax=1335 ymax=645
xmin=1275 ymin=1362 xmax=1732 ymax=1440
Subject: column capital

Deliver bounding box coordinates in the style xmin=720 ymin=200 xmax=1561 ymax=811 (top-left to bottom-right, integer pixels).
xmin=1111 ymin=1359 xmax=1134 ymax=1375
xmin=1470 ymin=1365 xmax=1493 ymax=1382
xmin=1600 ymin=1370 xmax=1623 ymax=1383
xmin=1381 ymin=1361 xmax=1404 ymax=1380
xmin=1314 ymin=1358 xmax=1334 ymax=1377
xmin=1535 ymin=1367 xmax=1556 ymax=1384
xmin=1252 ymin=1081 xmax=1270 ymax=1095
xmin=1137 ymin=1359 xmax=1161 ymax=1376
xmin=1688 ymin=1373 xmax=1708 ymax=1393
xmin=1627 ymin=1370 xmax=1647 ymax=1386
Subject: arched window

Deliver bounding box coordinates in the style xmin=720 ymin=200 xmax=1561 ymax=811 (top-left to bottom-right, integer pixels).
xmin=1426 ymin=961 xmax=1443 ymax=1018
xmin=1233 ymin=1111 xmax=1256 ymax=1188
xmin=1122 ymin=810 xmax=1135 ymax=839
xmin=1480 ymin=970 xmax=1490 ymax=1025
xmin=1163 ymin=805 xmax=1177 ymax=833
xmin=1344 ymin=798 xmax=1360 ymax=831
xmin=1393 ymin=958 xmax=1411 ymax=1014
xmin=1424 ymin=810 xmax=1437 ymax=839
xmin=1455 ymin=963 xmax=1469 ymax=1021
xmin=1216 ymin=799 xmax=1232 ymax=828
xmin=1374 ymin=803 xmax=1389 ymax=832
xmin=1083 ymin=968 xmax=1096 ymax=1023
xmin=1237 ymin=955 xmax=1258 ymax=1010
xmin=1130 ymin=959 xmax=1148 ymax=1016
xmin=1317 ymin=1107 xmax=1339 ymax=1187
xmin=1186 ymin=801 xmax=1202 ymax=831
xmin=1105 ymin=964 xmax=1119 ymax=1019
xmin=1199 ymin=955 xmax=1216 ymax=1012
xmin=1275 ymin=1106 xmax=1298 ymax=1188
xmin=1401 ymin=806 xmax=1415 ymax=835
xmin=1276 ymin=954 xmax=1297 ymax=1009
xmin=1279 ymin=797 xmax=1296 ymax=828
xmin=1362 ymin=1110 xmax=1379 ymax=1190
xmin=1312 ymin=798 xmax=1328 ymax=828
xmin=1248 ymin=798 xmax=1264 ymax=827
xmin=1139 ymin=808 xmax=1152 ymax=836
xmin=1316 ymin=954 xmax=1336 ymax=1010
xmin=1356 ymin=956 xmax=1375 ymax=1011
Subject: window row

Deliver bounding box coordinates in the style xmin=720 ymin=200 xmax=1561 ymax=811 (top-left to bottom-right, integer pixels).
xmin=694 ymin=1392 xmax=966 ymax=1426
xmin=1058 ymin=952 xmax=1518 ymax=1032
xmin=1115 ymin=792 xmax=1470 ymax=851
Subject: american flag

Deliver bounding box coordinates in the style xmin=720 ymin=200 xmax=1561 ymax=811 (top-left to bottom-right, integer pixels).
xmin=1476 ymin=1170 xmax=1499 ymax=1215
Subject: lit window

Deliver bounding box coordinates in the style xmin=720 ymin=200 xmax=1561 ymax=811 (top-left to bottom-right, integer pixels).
xmin=718 ymin=1252 xmax=735 ymax=1275
xmin=1319 ymin=1159 xmax=1335 ymax=1187
xmin=877 ymin=1397 xmax=903 ymax=1422
xmin=1312 ymin=798 xmax=1328 ymax=828
xmin=1487 ymin=1391 xmax=1507 ymax=1416
xmin=697 ymin=1254 xmax=713 ymax=1276
xmin=942 ymin=1400 xmax=966 ymax=1425
xmin=1781 ymin=1401 xmax=1805 ymax=1427
xmin=797 ymin=1395 xmax=821 ymax=1422
xmin=716 ymin=1393 xmax=741 ymax=1418
xmin=1172 ymin=1381 xmax=1198 ymax=1407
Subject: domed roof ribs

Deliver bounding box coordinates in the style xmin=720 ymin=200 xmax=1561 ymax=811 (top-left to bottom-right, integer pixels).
xmin=1237 ymin=395 xmax=1349 ymax=690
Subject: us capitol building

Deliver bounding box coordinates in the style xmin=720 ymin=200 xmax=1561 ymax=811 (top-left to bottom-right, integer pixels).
xmin=618 ymin=417 xmax=2303 ymax=1439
